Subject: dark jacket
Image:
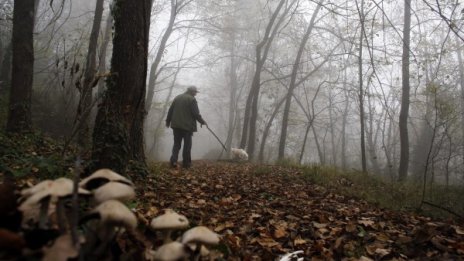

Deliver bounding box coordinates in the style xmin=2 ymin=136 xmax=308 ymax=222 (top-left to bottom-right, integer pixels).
xmin=166 ymin=92 xmax=206 ymax=132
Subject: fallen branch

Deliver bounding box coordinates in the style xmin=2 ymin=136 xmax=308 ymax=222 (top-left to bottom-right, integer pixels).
xmin=421 ymin=200 xmax=463 ymax=219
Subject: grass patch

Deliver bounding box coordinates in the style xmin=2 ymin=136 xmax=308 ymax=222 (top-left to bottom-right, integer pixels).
xmin=290 ymin=163 xmax=464 ymax=220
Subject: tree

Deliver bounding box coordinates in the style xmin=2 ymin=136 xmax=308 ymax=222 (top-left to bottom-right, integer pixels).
xmin=240 ymin=0 xmax=291 ymax=160
xmin=145 ymin=0 xmax=186 ymax=113
xmin=278 ymin=0 xmax=324 ymax=160
xmin=76 ymin=0 xmax=105 ymax=147
xmin=6 ymin=0 xmax=35 ymax=133
xmin=91 ymin=0 xmax=151 ymax=174
xmin=398 ymin=0 xmax=412 ymax=181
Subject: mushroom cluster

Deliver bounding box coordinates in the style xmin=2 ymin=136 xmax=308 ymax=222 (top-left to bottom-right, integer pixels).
xmin=15 ymin=169 xmax=222 ymax=261
xmin=18 ymin=177 xmax=90 ymax=230
xmin=146 ymin=209 xmax=221 ymax=261
xmin=78 ymin=169 xmax=137 ymax=259
xmin=15 ymin=168 xmax=138 ymax=260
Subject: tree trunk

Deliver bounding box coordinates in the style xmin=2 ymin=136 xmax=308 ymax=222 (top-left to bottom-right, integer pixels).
xmin=225 ymin=36 xmax=238 ymax=154
xmin=356 ymin=0 xmax=367 ymax=173
xmin=278 ymin=0 xmax=323 ymax=160
xmin=240 ymin=0 xmax=287 ymax=159
xmin=456 ymin=37 xmax=464 ymax=177
xmin=6 ymin=0 xmax=35 ymax=133
xmin=398 ymin=0 xmax=411 ymax=181
xmin=258 ymin=96 xmax=286 ymax=162
xmin=91 ymin=0 xmax=150 ymax=174
xmin=77 ymin=0 xmax=105 ymax=148
xmin=0 ymin=42 xmax=12 ymax=95
xmin=145 ymin=0 xmax=177 ymax=112
xmin=312 ymin=126 xmax=325 ymax=164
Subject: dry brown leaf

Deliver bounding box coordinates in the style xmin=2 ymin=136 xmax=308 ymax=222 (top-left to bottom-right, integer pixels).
xmin=294 ymin=236 xmax=307 ymax=246
xmin=273 ymin=227 xmax=287 ymax=239
xmin=257 ymin=236 xmax=280 ymax=248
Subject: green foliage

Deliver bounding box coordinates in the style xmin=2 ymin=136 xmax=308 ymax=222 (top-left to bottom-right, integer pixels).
xmin=0 ymin=131 xmax=74 ymax=179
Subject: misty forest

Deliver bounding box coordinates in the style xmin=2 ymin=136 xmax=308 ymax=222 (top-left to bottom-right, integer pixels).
xmin=1 ymin=0 xmax=464 ymax=260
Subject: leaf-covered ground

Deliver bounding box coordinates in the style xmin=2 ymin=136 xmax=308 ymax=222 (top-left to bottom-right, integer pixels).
xmin=133 ymin=160 xmax=464 ymax=261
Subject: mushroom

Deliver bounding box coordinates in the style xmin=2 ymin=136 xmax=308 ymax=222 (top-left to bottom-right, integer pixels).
xmin=181 ymin=226 xmax=220 ymax=261
xmin=42 ymin=234 xmax=81 ymax=261
xmin=152 ymin=241 xmax=188 ymax=261
xmin=150 ymin=209 xmax=189 ymax=243
xmin=93 ymin=181 xmax=135 ymax=204
xmin=86 ymin=199 xmax=137 ymax=230
xmin=79 ymin=200 xmax=138 ymax=259
xmin=79 ymin=169 xmax=133 ymax=190
xmin=20 ymin=179 xmax=54 ymax=199
xmin=18 ymin=178 xmax=90 ymax=229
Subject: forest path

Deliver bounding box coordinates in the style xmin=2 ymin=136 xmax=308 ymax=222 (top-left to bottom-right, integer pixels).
xmin=134 ymin=160 xmax=464 ymax=260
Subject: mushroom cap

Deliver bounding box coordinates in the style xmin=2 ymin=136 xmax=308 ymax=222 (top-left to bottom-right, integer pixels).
xmin=19 ymin=178 xmax=90 ymax=207
xmin=150 ymin=209 xmax=189 ymax=230
xmin=79 ymin=169 xmax=133 ymax=190
xmin=93 ymin=181 xmax=136 ymax=204
xmin=20 ymin=179 xmax=54 ymax=198
xmin=92 ymin=200 xmax=137 ymax=229
xmin=181 ymin=226 xmax=220 ymax=246
xmin=153 ymin=241 xmax=187 ymax=261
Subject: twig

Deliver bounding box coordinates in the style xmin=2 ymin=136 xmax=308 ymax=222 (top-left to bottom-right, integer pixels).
xmin=71 ymin=157 xmax=83 ymax=247
xmin=421 ymin=200 xmax=463 ymax=219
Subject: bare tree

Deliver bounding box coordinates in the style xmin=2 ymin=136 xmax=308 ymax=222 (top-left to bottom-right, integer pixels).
xmin=240 ymin=0 xmax=293 ymax=160
xmin=76 ymin=0 xmax=105 ymax=147
xmin=278 ymin=0 xmax=324 ymax=160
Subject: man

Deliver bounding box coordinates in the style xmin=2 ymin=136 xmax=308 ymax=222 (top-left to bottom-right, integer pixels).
xmin=166 ymin=86 xmax=207 ymax=169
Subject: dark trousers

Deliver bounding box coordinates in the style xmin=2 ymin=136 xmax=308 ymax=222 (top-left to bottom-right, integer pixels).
xmin=170 ymin=128 xmax=193 ymax=167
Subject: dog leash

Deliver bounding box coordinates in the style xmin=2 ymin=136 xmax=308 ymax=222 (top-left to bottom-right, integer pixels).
xmin=206 ymin=125 xmax=228 ymax=152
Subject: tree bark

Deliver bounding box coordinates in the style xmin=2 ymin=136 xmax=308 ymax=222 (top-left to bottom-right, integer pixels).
xmin=6 ymin=0 xmax=35 ymax=133
xmin=398 ymin=0 xmax=411 ymax=181
xmin=0 ymin=42 xmax=12 ymax=95
xmin=91 ymin=0 xmax=151 ymax=174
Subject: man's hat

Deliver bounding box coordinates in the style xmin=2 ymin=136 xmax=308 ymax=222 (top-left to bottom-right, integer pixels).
xmin=187 ymin=86 xmax=199 ymax=93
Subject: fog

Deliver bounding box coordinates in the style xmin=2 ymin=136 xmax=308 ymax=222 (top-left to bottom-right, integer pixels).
xmin=2 ymin=0 xmax=464 ymax=183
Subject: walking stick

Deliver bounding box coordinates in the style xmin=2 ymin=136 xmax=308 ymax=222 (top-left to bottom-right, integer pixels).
xmin=206 ymin=125 xmax=227 ymax=152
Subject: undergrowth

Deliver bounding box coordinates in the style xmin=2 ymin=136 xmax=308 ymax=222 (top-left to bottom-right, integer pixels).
xmin=0 ymin=131 xmax=75 ymax=180
xmin=296 ymin=163 xmax=464 ymax=220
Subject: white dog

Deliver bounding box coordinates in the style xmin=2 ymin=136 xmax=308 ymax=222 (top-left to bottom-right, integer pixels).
xmin=231 ymin=148 xmax=248 ymax=161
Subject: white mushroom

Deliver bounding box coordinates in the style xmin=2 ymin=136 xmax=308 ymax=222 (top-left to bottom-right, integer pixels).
xmin=93 ymin=181 xmax=135 ymax=204
xmin=90 ymin=199 xmax=137 ymax=230
xmin=181 ymin=226 xmax=220 ymax=246
xmin=153 ymin=241 xmax=188 ymax=261
xmin=79 ymin=168 xmax=133 ymax=190
xmin=181 ymin=226 xmax=220 ymax=261
xmin=18 ymin=178 xmax=90 ymax=229
xmin=150 ymin=209 xmax=189 ymax=243
xmin=20 ymin=179 xmax=54 ymax=199
xmin=80 ymin=200 xmax=137 ymax=258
